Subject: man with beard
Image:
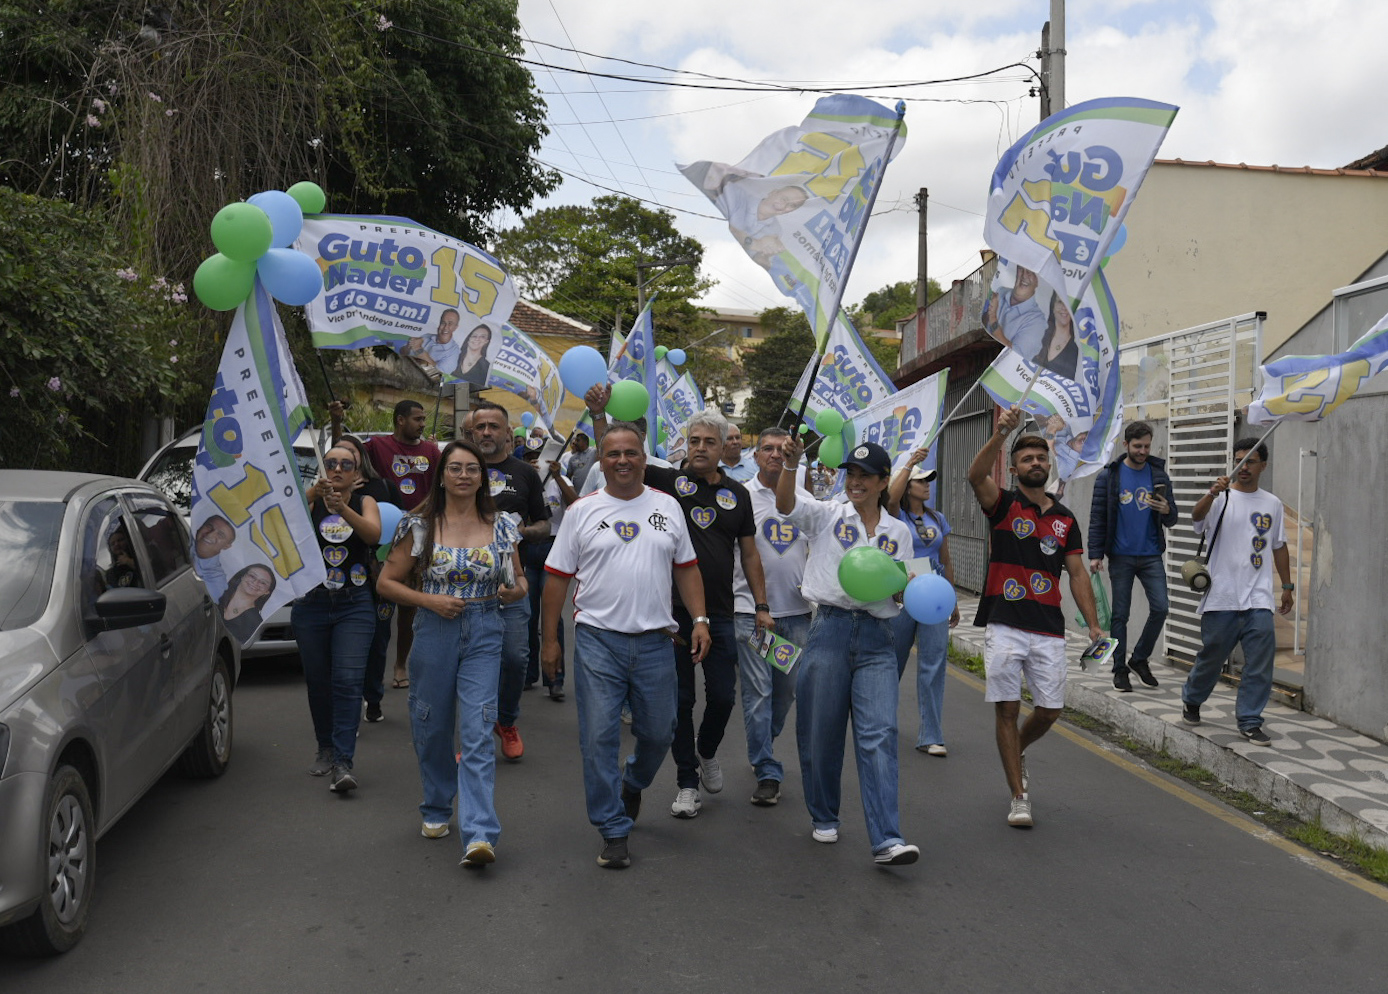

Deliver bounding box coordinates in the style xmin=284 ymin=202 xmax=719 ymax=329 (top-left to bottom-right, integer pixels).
xmin=471 ymin=401 xmax=551 ymax=760
xmin=968 ymin=406 xmax=1103 ymax=829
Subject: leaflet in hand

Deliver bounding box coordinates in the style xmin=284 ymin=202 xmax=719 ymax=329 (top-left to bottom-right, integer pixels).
xmin=749 ymin=627 xmax=803 ymax=675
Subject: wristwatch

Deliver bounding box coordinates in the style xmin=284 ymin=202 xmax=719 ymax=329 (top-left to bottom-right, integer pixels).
xmin=692 ymin=616 xmax=711 ymax=626
xmin=1282 ymin=582 xmax=1295 ymax=591
xmin=755 ymin=603 xmax=771 ymax=613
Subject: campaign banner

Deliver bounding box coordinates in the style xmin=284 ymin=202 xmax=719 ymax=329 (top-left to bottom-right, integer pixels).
xmin=984 ymin=97 xmax=1177 ymax=314
xmin=297 ymin=214 xmax=519 ymax=385
xmin=1247 ymin=308 xmax=1388 ymax=424
xmin=979 ymin=268 xmax=1124 ymax=482
xmin=848 ymin=369 xmax=948 ymax=476
xmin=491 ymin=323 xmax=565 ymax=432
xmin=681 ymin=94 xmax=907 ymax=351
xmin=789 ymin=312 xmax=897 ymax=424
xmin=191 ymin=279 xmax=326 ymax=646
xmin=608 ymin=299 xmax=661 ymax=449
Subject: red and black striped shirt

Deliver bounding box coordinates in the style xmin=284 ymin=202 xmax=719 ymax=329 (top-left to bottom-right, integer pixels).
xmin=975 ymin=489 xmax=1083 ymax=638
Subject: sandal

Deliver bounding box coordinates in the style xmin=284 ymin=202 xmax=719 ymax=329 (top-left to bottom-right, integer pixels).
xmin=391 ymin=677 xmax=410 ymax=689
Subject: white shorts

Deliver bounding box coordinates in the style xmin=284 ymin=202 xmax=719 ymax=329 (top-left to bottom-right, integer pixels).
xmin=983 ymin=623 xmax=1068 ymax=709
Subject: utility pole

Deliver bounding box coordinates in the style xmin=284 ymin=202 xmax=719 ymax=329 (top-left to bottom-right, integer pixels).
xmin=1039 ymin=0 xmax=1066 ymax=121
xmin=915 ymin=188 xmax=929 ymax=314
xmin=635 ymin=256 xmax=696 ymax=314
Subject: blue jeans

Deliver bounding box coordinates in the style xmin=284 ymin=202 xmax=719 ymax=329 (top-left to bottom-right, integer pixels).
xmin=523 ymin=538 xmax=563 ymax=688
xmin=1181 ymin=609 xmax=1276 ymax=731
xmin=672 ymin=609 xmax=738 ymax=789
xmin=292 ymin=585 xmax=376 ymax=767
xmin=735 ymin=612 xmax=808 ymax=783
xmin=796 ymin=605 xmax=904 ymax=852
xmin=890 ymin=612 xmax=951 ymax=748
xmin=496 ymin=596 xmax=531 ymax=726
xmin=573 ymin=624 xmax=678 ymax=839
xmin=408 ymin=601 xmax=503 ymax=844
xmin=1108 ymin=554 xmax=1169 ymax=672
xmin=361 ymin=596 xmax=395 ymax=706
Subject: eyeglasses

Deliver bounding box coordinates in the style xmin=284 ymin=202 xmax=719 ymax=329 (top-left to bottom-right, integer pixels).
xmin=445 ymin=463 xmax=483 ymax=477
xmin=323 ymin=458 xmax=356 ymax=472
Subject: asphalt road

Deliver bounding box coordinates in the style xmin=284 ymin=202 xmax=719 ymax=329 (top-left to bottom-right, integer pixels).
xmin=3 ymin=650 xmax=1387 ymax=993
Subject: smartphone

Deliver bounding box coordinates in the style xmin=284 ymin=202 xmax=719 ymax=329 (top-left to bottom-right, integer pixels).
xmin=1151 ymin=483 xmax=1167 ymax=508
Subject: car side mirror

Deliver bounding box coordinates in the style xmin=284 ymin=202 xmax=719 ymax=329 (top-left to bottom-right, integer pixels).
xmin=94 ymin=587 xmax=168 ymax=630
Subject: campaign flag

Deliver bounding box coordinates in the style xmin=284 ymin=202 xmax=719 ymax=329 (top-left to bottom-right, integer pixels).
xmin=788 ymin=312 xmax=897 ymax=424
xmin=681 ymin=95 xmax=907 ymax=351
xmin=979 ymin=268 xmax=1124 ymax=481
xmin=608 ymin=299 xmax=661 ymax=450
xmin=1247 ymin=310 xmax=1388 ymax=424
xmin=191 ymin=279 xmax=326 ymax=646
xmin=490 ymin=323 xmax=565 ymax=432
xmin=984 ymin=97 xmax=1177 ymax=315
xmin=847 ymin=369 xmax=948 ymax=476
xmin=573 ymin=409 xmax=596 ymax=443
xmin=297 ymin=214 xmax=518 ymax=387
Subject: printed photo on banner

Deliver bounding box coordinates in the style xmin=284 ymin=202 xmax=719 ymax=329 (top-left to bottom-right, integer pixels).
xmin=397 ymin=312 xmax=499 ymax=386
xmin=982 ymin=263 xmax=1081 ymax=381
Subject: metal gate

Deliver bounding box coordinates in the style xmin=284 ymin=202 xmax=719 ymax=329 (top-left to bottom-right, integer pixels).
xmin=1132 ymin=313 xmax=1263 ymax=665
xmin=937 ymin=366 xmax=996 ymax=593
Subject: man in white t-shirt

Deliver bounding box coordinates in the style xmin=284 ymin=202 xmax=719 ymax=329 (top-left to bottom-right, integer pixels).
xmin=541 ymin=423 xmax=710 ymax=869
xmin=1180 ymin=437 xmax=1295 ymax=745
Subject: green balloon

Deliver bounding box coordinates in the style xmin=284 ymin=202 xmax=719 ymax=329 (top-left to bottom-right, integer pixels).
xmin=210 ymin=203 xmax=274 ymax=263
xmin=286 ymin=181 xmax=327 ymax=215
xmin=837 ymin=546 xmax=908 ymax=602
xmin=193 ymin=253 xmax=257 ymax=311
xmin=814 ymin=408 xmax=844 ymax=437
xmin=377 ymin=543 xmax=391 ymax=563
xmin=798 ymin=424 xmax=810 ymax=435
xmin=819 ymin=436 xmax=844 ymax=468
xmin=606 ymin=379 xmax=650 ymax=421
xmin=654 ymin=345 xmax=668 ymax=360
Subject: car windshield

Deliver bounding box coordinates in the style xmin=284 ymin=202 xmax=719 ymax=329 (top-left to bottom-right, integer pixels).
xmin=143 ymin=445 xmax=320 ymax=512
xmin=0 ymin=500 xmax=65 ymax=631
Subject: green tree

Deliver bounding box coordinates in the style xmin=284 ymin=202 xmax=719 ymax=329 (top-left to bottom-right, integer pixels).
xmin=740 ymin=307 xmax=816 ymax=432
xmin=852 ymin=278 xmax=944 ymax=328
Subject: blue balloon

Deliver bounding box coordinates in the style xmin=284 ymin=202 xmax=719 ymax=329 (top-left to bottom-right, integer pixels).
xmin=903 ymin=573 xmax=956 ymax=625
xmin=520 ymin=411 xmax=535 ymax=428
xmin=376 ymin=502 xmax=404 ymax=547
xmin=667 ymin=348 xmax=687 ymax=366
xmin=559 ymin=346 xmax=608 ymax=399
xmin=247 ymin=190 xmax=304 ymax=248
xmin=655 ymin=443 xmax=668 ymax=459
xmin=257 ymin=248 xmax=323 ymax=305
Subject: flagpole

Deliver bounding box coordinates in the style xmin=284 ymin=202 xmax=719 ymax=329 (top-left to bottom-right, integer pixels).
xmin=791 ymin=100 xmax=908 ymax=429
xmin=429 ymin=377 xmax=448 ymax=440
xmin=921 ymin=377 xmax=983 ymax=451
xmin=1228 ymin=419 xmax=1281 ymax=477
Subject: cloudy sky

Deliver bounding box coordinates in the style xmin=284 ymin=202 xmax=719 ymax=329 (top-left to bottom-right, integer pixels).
xmin=503 ymin=0 xmax=1387 ymax=318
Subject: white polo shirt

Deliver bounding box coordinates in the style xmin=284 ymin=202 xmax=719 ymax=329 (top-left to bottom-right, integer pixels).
xmin=545 ymin=485 xmax=697 ymax=634
xmin=1195 ymin=488 xmax=1286 ymax=613
xmin=733 ymin=476 xmax=812 ymax=618
xmin=784 ymin=493 xmax=913 ymax=619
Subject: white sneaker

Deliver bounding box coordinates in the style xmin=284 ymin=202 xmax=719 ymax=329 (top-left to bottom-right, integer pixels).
xmin=874 ymin=843 xmax=920 ymax=866
xmin=811 ymin=827 xmax=839 ymax=844
xmin=421 ymin=821 xmax=450 ymax=839
xmin=1008 ymin=794 xmax=1033 ymax=828
xmin=670 ymin=787 xmax=702 ymax=818
xmin=925 ymin=744 xmax=948 ymax=757
xmin=698 ymin=754 xmax=723 ymax=793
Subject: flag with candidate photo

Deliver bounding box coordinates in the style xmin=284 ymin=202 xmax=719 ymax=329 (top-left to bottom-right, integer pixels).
xmin=489 ymin=323 xmax=565 ymax=432
xmin=681 ymin=95 xmax=907 ymax=352
xmin=788 ymin=311 xmax=897 ymax=425
xmin=1247 ymin=309 xmax=1388 ymax=424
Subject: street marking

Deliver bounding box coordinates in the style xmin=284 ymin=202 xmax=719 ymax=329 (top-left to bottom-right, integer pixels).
xmin=945 ymin=666 xmax=1388 ymax=903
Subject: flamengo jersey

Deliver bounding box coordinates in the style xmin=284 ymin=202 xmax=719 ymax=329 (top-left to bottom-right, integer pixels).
xmin=544 ymin=486 xmax=697 ymax=634
xmin=975 ymin=489 xmax=1083 ymax=638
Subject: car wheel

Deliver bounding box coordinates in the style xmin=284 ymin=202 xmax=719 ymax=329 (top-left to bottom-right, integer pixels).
xmin=178 ymin=654 xmax=234 ymax=778
xmin=0 ymin=765 xmax=95 ymax=956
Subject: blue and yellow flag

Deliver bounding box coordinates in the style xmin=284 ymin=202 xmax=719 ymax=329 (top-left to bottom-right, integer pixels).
xmin=1248 ymin=310 xmax=1388 ymax=424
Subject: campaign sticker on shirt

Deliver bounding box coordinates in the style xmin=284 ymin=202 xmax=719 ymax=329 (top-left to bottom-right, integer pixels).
xmin=488 ymin=468 xmax=507 ymax=496
xmin=323 ymin=545 xmax=348 ymax=567
xmin=614 ymin=521 xmax=641 ymax=542
xmin=675 ymin=476 xmax=698 ymax=497
xmin=716 ymin=488 xmax=737 ymax=511
xmin=834 ymin=520 xmax=860 ymax=549
xmin=432 ymin=548 xmax=452 ymax=567
xmin=876 ymin=535 xmax=899 ymax=556
xmin=468 ymin=548 xmax=495 ymax=568
xmin=1250 ymin=512 xmax=1272 ymax=535
xmin=690 ymin=507 xmax=716 ymax=530
xmin=391 ymin=456 xmax=411 ymax=478
xmin=350 ymin=564 xmax=368 ymax=586
xmin=325 ymin=567 xmax=347 ymax=590
xmin=446 ymin=567 xmax=475 ymax=587
xmin=399 ymin=478 xmax=417 ymax=496
xmin=1135 ymin=487 xmax=1150 ymax=507
xmin=1029 ymin=572 xmax=1053 ymax=595
xmin=1119 ymin=489 xmax=1134 ymax=505
xmin=411 ymin=455 xmax=431 ymax=473
xmin=1250 ymin=553 xmax=1264 ymax=569
xmin=1251 ymin=536 xmax=1267 ymax=552
xmin=1039 ymin=535 xmax=1059 ymax=556
xmin=1011 ymin=517 xmax=1035 ymax=539
xmin=319 ymin=514 xmax=353 ymax=544
xmin=923 ymin=527 xmax=939 ymax=543
xmin=1003 ymin=578 xmax=1026 ymax=601
xmin=762 ymin=518 xmax=799 ymax=555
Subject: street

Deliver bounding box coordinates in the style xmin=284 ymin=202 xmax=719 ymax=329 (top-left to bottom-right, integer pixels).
xmin=2 ymin=651 xmax=1386 ymax=994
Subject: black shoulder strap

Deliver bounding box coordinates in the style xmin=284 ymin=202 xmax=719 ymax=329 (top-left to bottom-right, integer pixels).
xmin=1196 ymin=491 xmax=1231 ymax=559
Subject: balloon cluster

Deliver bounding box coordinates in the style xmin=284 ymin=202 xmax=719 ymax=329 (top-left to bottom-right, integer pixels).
xmin=812 ymin=408 xmax=857 ymax=469
xmin=837 ymin=547 xmax=907 ymax=602
xmin=193 ymin=182 xmax=327 ymax=311
xmin=903 ymin=573 xmax=956 ymax=624
xmin=557 ymin=344 xmax=665 ymax=423
xmin=375 ymin=503 xmax=404 ymax=562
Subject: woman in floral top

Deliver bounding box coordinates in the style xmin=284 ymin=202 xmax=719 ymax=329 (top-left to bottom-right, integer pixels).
xmin=378 ymin=440 xmax=527 ymax=868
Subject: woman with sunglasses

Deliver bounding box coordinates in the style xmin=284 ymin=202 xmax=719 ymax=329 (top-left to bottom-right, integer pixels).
xmin=886 ymin=447 xmax=960 ymax=758
xmin=377 ymin=439 xmax=526 ymax=868
xmin=294 ymin=444 xmax=382 ymax=793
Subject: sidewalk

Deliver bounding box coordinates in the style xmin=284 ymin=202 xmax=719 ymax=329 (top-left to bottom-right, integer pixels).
xmin=948 ymin=594 xmax=1388 ymax=849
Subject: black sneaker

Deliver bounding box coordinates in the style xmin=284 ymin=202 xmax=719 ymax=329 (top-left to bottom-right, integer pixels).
xmin=364 ymin=701 xmax=384 ymax=723
xmin=1112 ymin=669 xmax=1133 ymax=692
xmin=1240 ymin=726 xmax=1272 ymax=746
xmin=621 ymin=783 xmax=642 ymax=823
xmin=1128 ymin=658 xmax=1159 ymax=687
xmin=597 ymin=836 xmax=631 ymax=868
xmin=308 ymin=747 xmax=334 ymax=776
xmin=329 ymin=765 xmax=358 ymax=793
xmin=1182 ymin=702 xmax=1201 ymax=725
xmin=549 ymin=686 xmax=565 ymax=702
xmin=751 ymin=779 xmax=781 ymax=806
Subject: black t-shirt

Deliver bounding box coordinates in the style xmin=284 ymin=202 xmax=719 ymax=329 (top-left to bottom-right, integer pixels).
xmin=645 ymin=465 xmax=754 ymax=617
xmin=975 ymin=488 xmax=1082 ymax=637
xmin=311 ymin=490 xmax=376 ymax=592
xmin=486 ymin=456 xmax=550 ymax=528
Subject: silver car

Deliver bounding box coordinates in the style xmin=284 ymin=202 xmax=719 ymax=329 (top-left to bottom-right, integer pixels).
xmin=0 ymin=472 xmax=240 ymax=955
